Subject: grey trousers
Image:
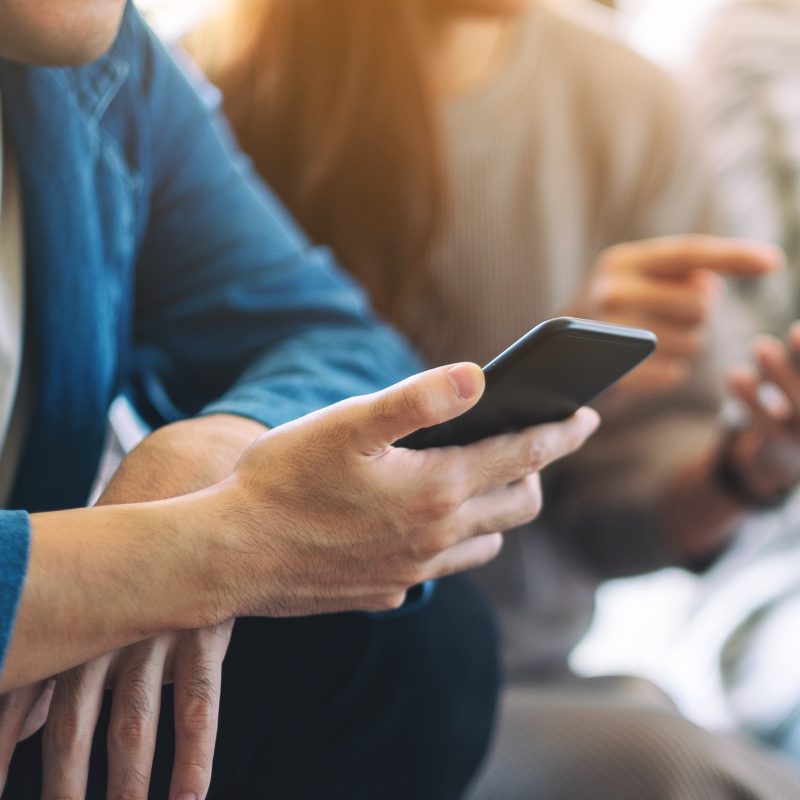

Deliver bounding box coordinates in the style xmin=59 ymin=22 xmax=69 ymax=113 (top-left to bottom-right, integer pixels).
xmin=465 ymin=674 xmax=800 ymax=800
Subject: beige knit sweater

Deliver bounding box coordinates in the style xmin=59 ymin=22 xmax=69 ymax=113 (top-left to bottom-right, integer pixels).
xmin=418 ymin=0 xmax=731 ymax=674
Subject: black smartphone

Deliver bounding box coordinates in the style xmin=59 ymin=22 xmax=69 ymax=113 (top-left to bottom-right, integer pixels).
xmin=399 ymin=317 xmax=656 ymax=449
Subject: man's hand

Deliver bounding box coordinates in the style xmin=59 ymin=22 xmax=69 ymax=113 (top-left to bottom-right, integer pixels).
xmin=211 ymin=362 xmax=600 ymax=617
xmin=5 ymin=366 xmax=596 ymax=798
xmin=726 ymin=321 xmax=800 ymax=501
xmin=39 ymin=413 xmax=263 ymax=800
xmin=39 ymin=624 xmax=232 ymax=800
xmin=571 ymin=235 xmax=782 ymax=395
xmin=2 ymin=365 xmax=598 ymax=710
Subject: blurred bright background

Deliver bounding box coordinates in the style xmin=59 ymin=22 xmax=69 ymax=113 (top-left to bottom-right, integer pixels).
xmin=137 ymin=0 xmax=730 ymax=63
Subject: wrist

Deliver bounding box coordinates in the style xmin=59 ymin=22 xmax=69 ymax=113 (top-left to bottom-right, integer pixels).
xmin=713 ymin=428 xmax=794 ymax=510
xmin=153 ymin=486 xmax=242 ymax=628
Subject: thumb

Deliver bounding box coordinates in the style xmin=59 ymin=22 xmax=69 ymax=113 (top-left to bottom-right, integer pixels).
xmin=359 ymin=363 xmax=485 ymax=450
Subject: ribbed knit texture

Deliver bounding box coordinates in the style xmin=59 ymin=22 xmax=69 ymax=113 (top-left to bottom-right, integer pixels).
xmin=422 ymin=0 xmax=710 ymax=368
xmin=467 ymin=674 xmax=800 ymax=799
xmin=415 ymin=0 xmax=725 ymax=678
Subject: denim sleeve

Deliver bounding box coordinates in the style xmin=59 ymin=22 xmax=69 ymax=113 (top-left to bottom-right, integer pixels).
xmin=127 ymin=17 xmax=421 ymax=429
xmin=0 ymin=511 xmax=30 ymax=672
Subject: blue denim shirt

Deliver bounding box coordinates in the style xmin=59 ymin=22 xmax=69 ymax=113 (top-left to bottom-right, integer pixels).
xmin=0 ymin=4 xmax=421 ymax=669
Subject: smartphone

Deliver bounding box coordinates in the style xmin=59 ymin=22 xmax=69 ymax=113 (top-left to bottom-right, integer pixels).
xmin=399 ymin=317 xmax=656 ymax=449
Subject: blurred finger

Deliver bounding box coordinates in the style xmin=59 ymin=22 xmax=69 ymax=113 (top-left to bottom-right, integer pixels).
xmin=106 ymin=638 xmax=169 ymax=800
xmin=595 ymin=273 xmax=716 ymax=324
xmin=168 ymin=625 xmax=231 ymax=800
xmin=591 ymin=302 xmax=708 ymax=367
xmin=788 ymin=320 xmax=800 ymax=360
xmin=42 ymin=655 xmax=111 ymax=800
xmin=610 ymin=236 xmax=783 ymax=280
xmin=595 ymin=305 xmax=707 ymax=360
xmin=650 ymin=326 xmax=706 ymax=360
xmin=754 ymin=335 xmax=800 ymax=415
xmin=613 ymin=358 xmax=690 ymax=396
xmin=728 ymin=364 xmax=788 ymax=437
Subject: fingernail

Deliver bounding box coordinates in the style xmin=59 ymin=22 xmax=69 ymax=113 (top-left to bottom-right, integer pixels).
xmin=447 ymin=364 xmax=482 ymax=400
xmin=581 ymin=408 xmax=601 ymax=434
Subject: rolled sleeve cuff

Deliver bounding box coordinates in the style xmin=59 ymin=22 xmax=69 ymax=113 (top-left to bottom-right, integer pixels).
xmin=0 ymin=510 xmax=31 ymax=671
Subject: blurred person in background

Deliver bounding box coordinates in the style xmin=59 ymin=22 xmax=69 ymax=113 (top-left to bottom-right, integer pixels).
xmin=193 ymin=0 xmax=800 ymax=796
xmin=659 ymin=0 xmax=800 ymax=767
xmin=0 ymin=1 xmax=608 ymax=799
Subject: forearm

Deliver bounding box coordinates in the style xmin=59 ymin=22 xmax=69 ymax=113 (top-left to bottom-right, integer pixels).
xmin=1 ymin=493 xmax=224 ymax=692
xmin=659 ymin=448 xmax=748 ymax=561
xmin=1 ymin=413 xmax=265 ymax=692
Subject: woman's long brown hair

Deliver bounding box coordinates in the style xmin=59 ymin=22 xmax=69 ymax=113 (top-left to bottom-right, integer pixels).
xmin=202 ymin=0 xmax=445 ymax=335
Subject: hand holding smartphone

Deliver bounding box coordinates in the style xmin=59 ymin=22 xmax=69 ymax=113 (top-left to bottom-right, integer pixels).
xmin=399 ymin=317 xmax=656 ymax=449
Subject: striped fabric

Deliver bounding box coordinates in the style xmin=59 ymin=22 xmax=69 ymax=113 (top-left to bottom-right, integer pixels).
xmin=466 ymin=673 xmax=800 ymax=799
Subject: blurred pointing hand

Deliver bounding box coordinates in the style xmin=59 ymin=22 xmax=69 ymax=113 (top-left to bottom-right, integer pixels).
xmin=571 ymin=235 xmax=784 ymax=396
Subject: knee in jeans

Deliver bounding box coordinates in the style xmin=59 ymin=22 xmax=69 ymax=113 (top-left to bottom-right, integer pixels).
xmin=380 ymin=577 xmax=500 ymax=795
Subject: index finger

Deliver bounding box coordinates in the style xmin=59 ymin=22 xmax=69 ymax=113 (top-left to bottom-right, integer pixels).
xmin=614 ymin=236 xmax=784 ymax=280
xmin=454 ymin=407 xmax=601 ymax=499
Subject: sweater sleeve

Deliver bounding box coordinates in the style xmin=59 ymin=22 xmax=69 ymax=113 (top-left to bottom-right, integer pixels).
xmin=0 ymin=510 xmax=30 ymax=672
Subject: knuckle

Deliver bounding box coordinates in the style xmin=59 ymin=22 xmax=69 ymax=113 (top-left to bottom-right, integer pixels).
xmin=109 ymin=787 xmax=148 ymax=800
xmin=419 ymin=526 xmax=456 ymax=557
xmin=524 ymin=437 xmax=550 ymax=472
xmin=376 ymin=592 xmax=407 ymax=612
xmin=324 ymin=418 xmax=360 ymax=448
xmin=46 ymin=713 xmax=86 ymax=750
xmin=397 ymin=560 xmax=429 ymax=588
xmin=400 ymin=381 xmax=438 ymax=429
xmin=403 ymin=531 xmax=437 ymax=562
xmin=172 ymin=752 xmax=212 ymax=778
xmin=412 ymin=484 xmax=460 ymax=522
xmin=108 ymin=713 xmax=152 ymax=750
xmin=178 ymin=698 xmax=216 ymax=741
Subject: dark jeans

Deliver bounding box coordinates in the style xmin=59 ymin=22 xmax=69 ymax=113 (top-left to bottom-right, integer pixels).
xmin=6 ymin=576 xmax=499 ymax=799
